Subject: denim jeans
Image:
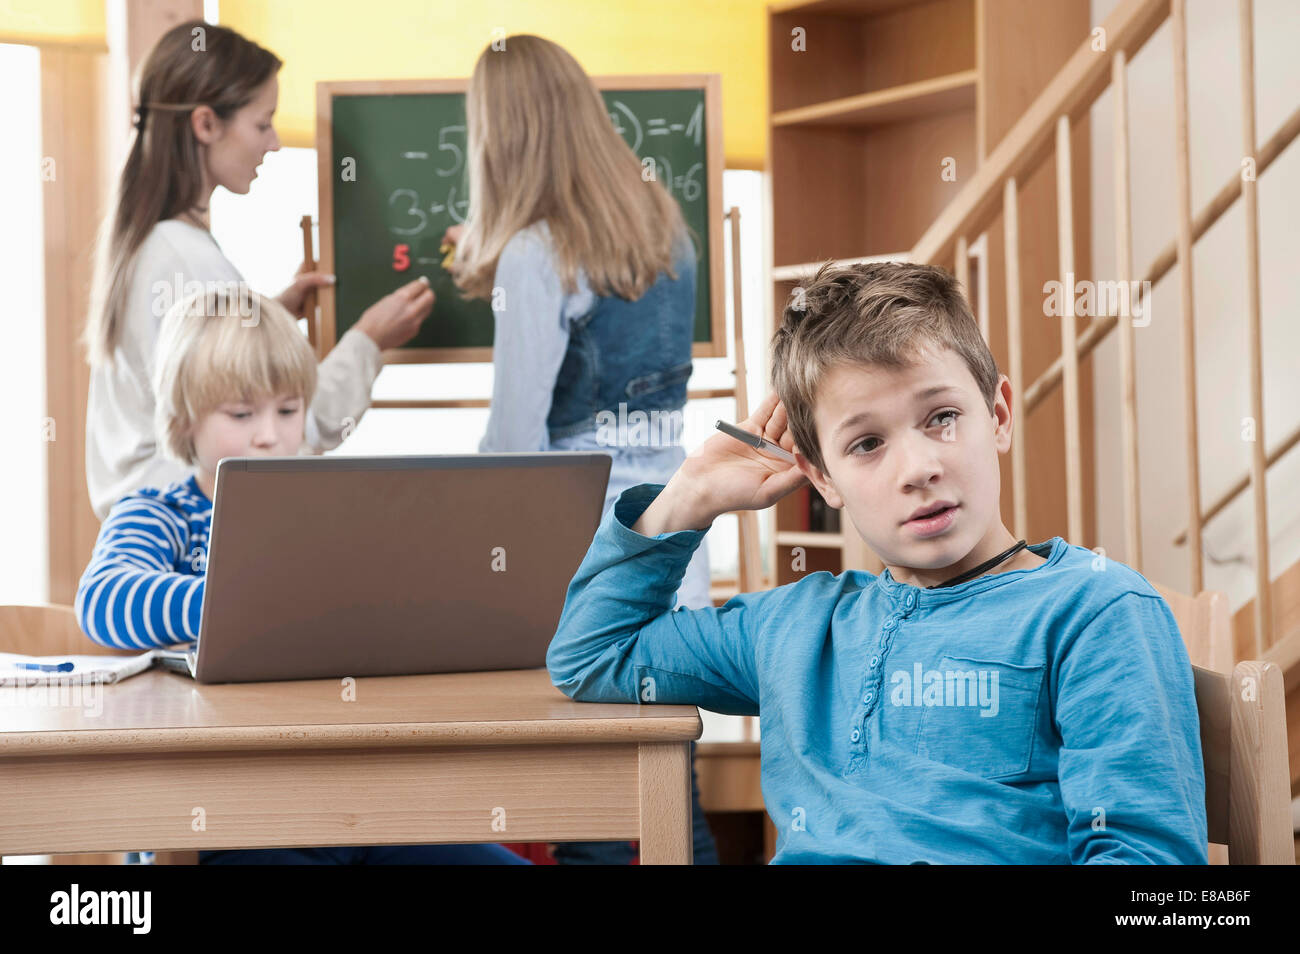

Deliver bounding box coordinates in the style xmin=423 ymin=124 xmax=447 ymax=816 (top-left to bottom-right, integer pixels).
xmin=198 ymin=843 xmax=531 ymax=864
xmin=549 ymin=428 xmax=718 ymax=865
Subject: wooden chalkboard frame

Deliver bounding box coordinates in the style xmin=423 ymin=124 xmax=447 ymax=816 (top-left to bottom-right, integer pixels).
xmin=315 ymin=74 xmax=726 ymax=364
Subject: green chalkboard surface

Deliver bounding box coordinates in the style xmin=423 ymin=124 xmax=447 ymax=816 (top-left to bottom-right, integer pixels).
xmin=317 ymin=77 xmax=723 ymax=362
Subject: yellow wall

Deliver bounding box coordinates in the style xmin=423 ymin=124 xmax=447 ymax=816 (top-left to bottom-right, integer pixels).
xmin=0 ymin=0 xmax=106 ymax=48
xmin=221 ymin=0 xmax=769 ymax=169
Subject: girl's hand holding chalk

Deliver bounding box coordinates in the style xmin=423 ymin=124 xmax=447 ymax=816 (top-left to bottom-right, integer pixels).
xmin=440 ymin=224 xmax=465 ymax=270
xmin=632 ymin=392 xmax=808 ymax=536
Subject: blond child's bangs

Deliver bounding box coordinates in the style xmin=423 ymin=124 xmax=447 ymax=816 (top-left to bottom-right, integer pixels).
xmin=154 ymin=287 xmax=317 ymax=464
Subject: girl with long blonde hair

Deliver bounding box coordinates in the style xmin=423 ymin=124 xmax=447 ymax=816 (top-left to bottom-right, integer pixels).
xmin=446 ymin=34 xmax=716 ymax=865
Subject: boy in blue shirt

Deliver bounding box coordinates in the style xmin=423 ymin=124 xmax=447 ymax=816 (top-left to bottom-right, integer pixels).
xmin=547 ymin=261 xmax=1207 ymax=864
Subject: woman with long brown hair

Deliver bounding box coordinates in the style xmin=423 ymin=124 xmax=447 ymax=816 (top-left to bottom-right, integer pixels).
xmin=84 ymin=20 xmax=433 ymax=519
xmin=446 ymin=34 xmax=717 ymax=865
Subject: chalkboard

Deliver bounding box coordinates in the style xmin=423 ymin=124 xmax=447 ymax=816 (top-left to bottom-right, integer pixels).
xmin=315 ymin=76 xmax=724 ymax=363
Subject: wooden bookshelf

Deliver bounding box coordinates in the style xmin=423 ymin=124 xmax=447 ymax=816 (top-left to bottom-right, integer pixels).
xmin=768 ymin=0 xmax=980 ymax=577
xmin=766 ymin=0 xmax=1091 ymax=580
xmin=771 ymin=69 xmax=977 ymax=128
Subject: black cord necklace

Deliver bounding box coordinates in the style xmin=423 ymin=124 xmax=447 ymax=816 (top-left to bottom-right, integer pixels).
xmin=926 ymin=539 xmax=1029 ymax=589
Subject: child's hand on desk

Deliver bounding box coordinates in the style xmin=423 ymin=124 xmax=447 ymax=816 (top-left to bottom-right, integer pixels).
xmin=633 ymin=392 xmax=808 ymax=536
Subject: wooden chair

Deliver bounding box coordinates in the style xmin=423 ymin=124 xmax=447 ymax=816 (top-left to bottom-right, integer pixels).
xmin=0 ymin=604 xmax=198 ymax=866
xmin=1150 ymin=584 xmax=1294 ymax=864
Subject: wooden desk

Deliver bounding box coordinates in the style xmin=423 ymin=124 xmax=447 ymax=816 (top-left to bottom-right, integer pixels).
xmin=0 ymin=668 xmax=700 ymax=864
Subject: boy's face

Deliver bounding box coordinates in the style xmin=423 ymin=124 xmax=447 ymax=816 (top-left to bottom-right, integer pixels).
xmin=191 ymin=392 xmax=305 ymax=485
xmin=794 ymin=344 xmax=1017 ymax=587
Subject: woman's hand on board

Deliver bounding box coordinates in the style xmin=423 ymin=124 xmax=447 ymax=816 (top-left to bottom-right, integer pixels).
xmin=441 ymin=224 xmax=465 ymax=247
xmin=275 ymin=259 xmax=336 ymax=319
xmin=356 ymin=276 xmax=435 ymax=352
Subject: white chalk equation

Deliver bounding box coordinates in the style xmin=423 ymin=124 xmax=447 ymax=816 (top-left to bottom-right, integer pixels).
xmin=384 ymin=99 xmax=705 ymax=244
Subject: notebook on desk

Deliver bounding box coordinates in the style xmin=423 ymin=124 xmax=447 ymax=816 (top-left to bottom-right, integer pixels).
xmin=176 ymin=453 xmax=611 ymax=684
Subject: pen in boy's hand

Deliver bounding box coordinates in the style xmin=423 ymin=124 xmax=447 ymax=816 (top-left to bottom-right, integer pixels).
xmin=715 ymin=420 xmax=796 ymax=463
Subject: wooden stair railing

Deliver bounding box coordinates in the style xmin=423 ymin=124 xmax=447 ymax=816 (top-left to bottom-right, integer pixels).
xmin=910 ymin=0 xmax=1297 ymax=670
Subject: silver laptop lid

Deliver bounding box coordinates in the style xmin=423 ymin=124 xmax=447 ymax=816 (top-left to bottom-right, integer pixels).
xmin=195 ymin=453 xmax=611 ymax=683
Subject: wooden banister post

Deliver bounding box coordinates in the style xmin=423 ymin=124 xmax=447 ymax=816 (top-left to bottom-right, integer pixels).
xmin=1237 ymin=0 xmax=1273 ymax=655
xmin=1055 ymin=115 xmax=1084 ymax=546
xmin=1172 ymin=0 xmax=1205 ymax=593
xmin=1112 ymin=50 xmax=1143 ymax=573
xmin=1003 ymin=178 xmax=1028 ymax=544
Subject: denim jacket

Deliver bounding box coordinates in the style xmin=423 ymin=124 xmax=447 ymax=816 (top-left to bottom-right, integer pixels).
xmin=477 ymin=220 xmax=696 ymax=451
xmin=546 ymin=229 xmax=696 ymax=441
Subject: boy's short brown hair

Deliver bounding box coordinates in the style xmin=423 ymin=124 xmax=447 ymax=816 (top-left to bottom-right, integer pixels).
xmin=771 ymin=261 xmax=999 ymax=474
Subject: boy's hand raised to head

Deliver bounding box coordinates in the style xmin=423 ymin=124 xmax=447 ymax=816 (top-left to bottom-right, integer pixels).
xmin=633 ymin=392 xmax=809 ymax=537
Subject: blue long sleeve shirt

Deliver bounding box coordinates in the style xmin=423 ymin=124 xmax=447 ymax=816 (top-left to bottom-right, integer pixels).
xmin=75 ymin=475 xmax=211 ymax=649
xmin=547 ymin=483 xmax=1209 ymax=865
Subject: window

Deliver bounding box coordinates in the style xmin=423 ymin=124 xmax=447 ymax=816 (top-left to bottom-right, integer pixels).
xmin=0 ymin=43 xmax=47 ymax=605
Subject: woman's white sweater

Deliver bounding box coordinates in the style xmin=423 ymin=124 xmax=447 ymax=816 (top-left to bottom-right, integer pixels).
xmin=85 ymin=219 xmax=381 ymax=519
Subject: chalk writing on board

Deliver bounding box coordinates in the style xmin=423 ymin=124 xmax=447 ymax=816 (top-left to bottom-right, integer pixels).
xmin=608 ymin=100 xmax=703 ymax=154
xmin=433 ymin=126 xmax=466 ymax=177
xmin=387 ymin=185 xmax=469 ymax=237
xmin=329 ymin=86 xmax=713 ymax=349
xmin=387 ymin=124 xmax=470 ymax=240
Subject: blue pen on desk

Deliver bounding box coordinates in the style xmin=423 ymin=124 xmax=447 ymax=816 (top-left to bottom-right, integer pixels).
xmin=13 ymin=661 xmax=75 ymax=673
xmin=715 ymin=420 xmax=796 ymax=464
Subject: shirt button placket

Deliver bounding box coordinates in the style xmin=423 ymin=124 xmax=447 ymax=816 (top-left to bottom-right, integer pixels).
xmin=856 ymin=610 xmax=904 ymax=757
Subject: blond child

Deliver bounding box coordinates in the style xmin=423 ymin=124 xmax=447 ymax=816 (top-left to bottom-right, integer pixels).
xmin=76 ymin=289 xmax=526 ymax=865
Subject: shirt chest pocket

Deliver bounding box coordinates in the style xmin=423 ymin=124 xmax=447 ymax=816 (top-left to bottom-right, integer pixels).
xmin=912 ymin=655 xmax=1044 ymax=780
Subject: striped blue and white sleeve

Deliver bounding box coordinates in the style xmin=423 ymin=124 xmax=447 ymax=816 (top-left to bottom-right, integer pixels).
xmin=75 ymin=495 xmax=204 ymax=649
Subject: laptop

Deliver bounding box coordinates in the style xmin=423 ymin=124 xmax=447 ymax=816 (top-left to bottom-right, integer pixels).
xmin=156 ymin=453 xmax=611 ymax=683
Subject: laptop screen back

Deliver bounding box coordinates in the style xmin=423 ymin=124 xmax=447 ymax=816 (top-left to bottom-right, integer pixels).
xmin=195 ymin=453 xmax=611 ymax=683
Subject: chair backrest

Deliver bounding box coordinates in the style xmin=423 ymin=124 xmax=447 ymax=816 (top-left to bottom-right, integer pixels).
xmin=0 ymin=603 xmax=136 ymax=658
xmin=1150 ymin=583 xmax=1234 ymax=673
xmin=1150 ymin=584 xmax=1293 ymax=864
